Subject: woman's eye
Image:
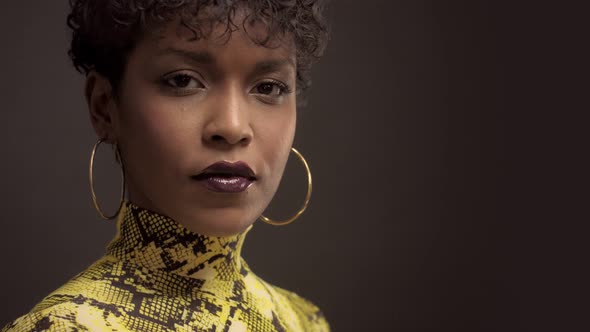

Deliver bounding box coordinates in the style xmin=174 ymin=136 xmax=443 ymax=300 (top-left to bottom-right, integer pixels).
xmin=252 ymin=81 xmax=292 ymax=97
xmin=162 ymin=73 xmax=204 ymax=90
xmin=257 ymin=83 xmax=279 ymax=95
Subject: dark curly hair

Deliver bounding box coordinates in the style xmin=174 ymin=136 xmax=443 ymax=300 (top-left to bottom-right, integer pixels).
xmin=66 ymin=0 xmax=329 ymax=99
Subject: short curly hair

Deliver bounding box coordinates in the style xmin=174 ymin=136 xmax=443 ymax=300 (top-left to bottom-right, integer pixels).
xmin=66 ymin=0 xmax=330 ymax=98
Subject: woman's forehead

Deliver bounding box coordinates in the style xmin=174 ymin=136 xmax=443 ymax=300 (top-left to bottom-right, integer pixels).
xmin=139 ymin=17 xmax=296 ymax=64
xmin=145 ymin=7 xmax=295 ymax=52
xmin=128 ymin=18 xmax=296 ymax=79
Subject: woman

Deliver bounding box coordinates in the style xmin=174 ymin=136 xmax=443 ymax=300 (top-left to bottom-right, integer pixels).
xmin=2 ymin=0 xmax=329 ymax=331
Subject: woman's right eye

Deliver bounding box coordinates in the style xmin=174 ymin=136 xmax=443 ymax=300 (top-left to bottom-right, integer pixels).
xmin=161 ymin=73 xmax=204 ymax=92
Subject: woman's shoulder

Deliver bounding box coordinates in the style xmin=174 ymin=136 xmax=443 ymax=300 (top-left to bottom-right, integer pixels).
xmin=273 ymin=285 xmax=330 ymax=329
xmin=273 ymin=285 xmax=324 ymax=314
xmin=248 ymin=273 xmax=330 ymax=332
xmin=2 ymin=303 xmax=76 ymax=332
xmin=1 ymin=256 xmax=128 ymax=332
xmin=1 ymin=299 xmax=127 ymax=332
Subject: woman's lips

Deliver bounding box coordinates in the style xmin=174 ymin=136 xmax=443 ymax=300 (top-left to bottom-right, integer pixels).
xmin=196 ymin=175 xmax=254 ymax=193
xmin=192 ymin=161 xmax=256 ymax=193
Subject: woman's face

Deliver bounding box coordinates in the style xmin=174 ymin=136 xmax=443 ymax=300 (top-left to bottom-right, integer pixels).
xmin=87 ymin=15 xmax=297 ymax=236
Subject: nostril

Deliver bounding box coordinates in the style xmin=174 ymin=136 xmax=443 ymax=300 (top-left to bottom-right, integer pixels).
xmin=211 ymin=135 xmax=224 ymax=142
xmin=205 ymin=132 xmax=252 ymax=145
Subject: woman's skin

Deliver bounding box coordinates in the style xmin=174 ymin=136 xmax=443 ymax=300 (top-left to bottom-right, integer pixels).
xmin=85 ymin=10 xmax=297 ymax=236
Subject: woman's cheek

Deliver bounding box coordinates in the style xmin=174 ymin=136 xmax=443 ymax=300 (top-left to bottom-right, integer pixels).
xmin=261 ymin=118 xmax=295 ymax=193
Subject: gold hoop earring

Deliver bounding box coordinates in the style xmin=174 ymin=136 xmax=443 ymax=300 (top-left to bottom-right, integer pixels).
xmin=260 ymin=147 xmax=312 ymax=226
xmin=89 ymin=138 xmax=126 ymax=220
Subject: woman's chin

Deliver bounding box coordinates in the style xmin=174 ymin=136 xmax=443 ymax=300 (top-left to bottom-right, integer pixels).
xmin=176 ymin=207 xmax=258 ymax=237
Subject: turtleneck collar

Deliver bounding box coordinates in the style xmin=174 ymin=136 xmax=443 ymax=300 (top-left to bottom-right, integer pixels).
xmin=105 ymin=201 xmax=251 ymax=281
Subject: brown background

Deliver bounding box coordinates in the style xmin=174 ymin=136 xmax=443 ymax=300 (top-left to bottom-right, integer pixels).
xmin=0 ymin=1 xmax=588 ymax=331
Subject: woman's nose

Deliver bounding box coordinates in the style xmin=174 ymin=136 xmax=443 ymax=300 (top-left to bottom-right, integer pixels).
xmin=202 ymin=88 xmax=253 ymax=147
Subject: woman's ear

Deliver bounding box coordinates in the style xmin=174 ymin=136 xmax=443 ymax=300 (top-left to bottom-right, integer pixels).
xmin=85 ymin=71 xmax=119 ymax=144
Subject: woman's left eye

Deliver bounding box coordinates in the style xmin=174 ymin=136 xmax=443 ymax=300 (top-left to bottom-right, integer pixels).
xmin=252 ymin=81 xmax=292 ymax=97
xmin=161 ymin=72 xmax=205 ymax=93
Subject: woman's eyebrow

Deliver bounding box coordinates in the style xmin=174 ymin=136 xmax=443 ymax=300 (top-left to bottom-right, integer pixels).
xmin=156 ymin=47 xmax=215 ymax=64
xmin=253 ymin=58 xmax=296 ymax=75
xmin=156 ymin=47 xmax=295 ymax=75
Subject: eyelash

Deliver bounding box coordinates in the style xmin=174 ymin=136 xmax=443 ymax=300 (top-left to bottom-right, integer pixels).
xmin=161 ymin=73 xmax=204 ymax=92
xmin=257 ymin=79 xmax=293 ymax=96
xmin=160 ymin=73 xmax=293 ymax=97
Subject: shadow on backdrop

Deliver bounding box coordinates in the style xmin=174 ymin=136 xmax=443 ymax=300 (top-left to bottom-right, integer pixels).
xmin=0 ymin=1 xmax=587 ymax=331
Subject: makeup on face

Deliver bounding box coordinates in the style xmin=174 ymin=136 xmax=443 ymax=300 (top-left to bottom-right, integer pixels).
xmin=191 ymin=161 xmax=256 ymax=193
xmin=114 ymin=15 xmax=297 ymax=235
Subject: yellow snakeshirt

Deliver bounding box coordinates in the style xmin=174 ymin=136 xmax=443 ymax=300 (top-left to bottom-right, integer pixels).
xmin=2 ymin=201 xmax=329 ymax=331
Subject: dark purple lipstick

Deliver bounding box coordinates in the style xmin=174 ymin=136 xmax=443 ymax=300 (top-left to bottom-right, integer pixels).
xmin=192 ymin=161 xmax=256 ymax=193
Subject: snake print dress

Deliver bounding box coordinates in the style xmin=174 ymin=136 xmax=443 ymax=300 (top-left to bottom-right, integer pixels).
xmin=2 ymin=201 xmax=329 ymax=331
